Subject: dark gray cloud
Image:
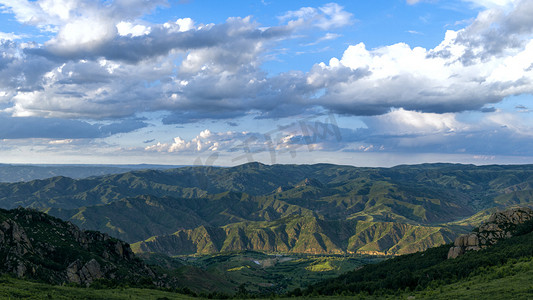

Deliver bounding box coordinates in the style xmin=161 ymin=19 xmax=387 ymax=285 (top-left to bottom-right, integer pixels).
xmin=0 ymin=115 xmax=147 ymax=139
xmin=356 ymin=125 xmax=533 ymax=156
xmin=481 ymin=107 xmax=497 ymax=113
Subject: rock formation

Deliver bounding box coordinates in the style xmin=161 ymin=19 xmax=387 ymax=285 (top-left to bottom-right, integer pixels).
xmin=0 ymin=207 xmax=153 ymax=286
xmin=66 ymin=259 xmax=103 ymax=285
xmin=448 ymin=207 xmax=533 ymax=259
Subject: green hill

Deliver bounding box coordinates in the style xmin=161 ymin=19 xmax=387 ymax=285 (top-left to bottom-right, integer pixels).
xmin=0 ymin=275 xmax=195 ymax=300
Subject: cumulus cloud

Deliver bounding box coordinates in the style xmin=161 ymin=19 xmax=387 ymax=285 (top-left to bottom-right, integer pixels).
xmin=1 ymin=0 xmax=533 ymax=130
xmin=307 ymin=1 xmax=533 ymax=116
xmin=147 ymin=115 xmax=345 ymax=155
xmin=157 ymin=1 xmax=533 ymax=122
xmin=0 ymin=2 xmax=356 ymax=122
xmin=145 ymin=129 xmax=255 ymax=153
xmin=0 ymin=0 xmax=165 ymax=32
xmin=362 ymin=109 xmax=464 ymax=136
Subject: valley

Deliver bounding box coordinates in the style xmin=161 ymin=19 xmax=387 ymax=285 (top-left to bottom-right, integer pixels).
xmin=1 ymin=162 xmax=533 ymax=298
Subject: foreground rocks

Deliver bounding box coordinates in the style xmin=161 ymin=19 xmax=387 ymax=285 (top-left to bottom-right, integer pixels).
xmin=0 ymin=207 xmax=154 ymax=286
xmin=448 ymin=207 xmax=533 ymax=259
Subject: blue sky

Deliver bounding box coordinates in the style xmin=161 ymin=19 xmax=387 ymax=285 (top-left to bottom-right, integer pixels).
xmin=0 ymin=0 xmax=532 ymax=167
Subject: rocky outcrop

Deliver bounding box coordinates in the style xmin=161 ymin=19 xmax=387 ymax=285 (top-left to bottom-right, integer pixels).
xmin=66 ymin=259 xmax=103 ymax=285
xmin=448 ymin=207 xmax=533 ymax=259
xmin=0 ymin=207 xmax=153 ymax=286
xmin=295 ymin=178 xmax=324 ymax=188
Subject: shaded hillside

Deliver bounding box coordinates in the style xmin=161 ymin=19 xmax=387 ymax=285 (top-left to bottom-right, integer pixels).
xmin=131 ymin=215 xmax=455 ymax=255
xmin=0 ymin=207 xmax=154 ymax=286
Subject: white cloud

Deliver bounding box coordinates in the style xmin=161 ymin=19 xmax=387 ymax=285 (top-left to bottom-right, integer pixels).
xmin=116 ymin=21 xmax=151 ymax=37
xmin=351 ymin=108 xmax=533 ymax=156
xmin=48 ymin=139 xmax=73 ymax=144
xmin=145 ymin=130 xmax=253 ymax=153
xmin=146 ymin=116 xmax=345 ymax=154
xmin=0 ymin=32 xmax=21 ymax=40
xmin=163 ymin=18 xmax=195 ymax=33
xmin=305 ymin=32 xmax=341 ymax=46
xmin=364 ymin=109 xmax=465 ymax=136
xmin=465 ymin=0 xmax=519 ymax=9
xmin=47 ymin=16 xmax=117 ymax=54
xmin=280 ymin=3 xmax=354 ymax=30
xmin=0 ymin=0 xmax=165 ymax=55
xmin=407 ymin=0 xmax=519 ymax=8
xmin=307 ymin=1 xmax=533 ymax=116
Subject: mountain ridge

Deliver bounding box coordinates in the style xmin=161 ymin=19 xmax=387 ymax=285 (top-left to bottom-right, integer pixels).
xmin=131 ymin=214 xmax=456 ymax=256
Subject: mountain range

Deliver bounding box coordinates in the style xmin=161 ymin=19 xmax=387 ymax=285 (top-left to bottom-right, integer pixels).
xmin=1 ymin=162 xmax=533 ymax=255
xmin=0 ymin=163 xmax=183 ymax=183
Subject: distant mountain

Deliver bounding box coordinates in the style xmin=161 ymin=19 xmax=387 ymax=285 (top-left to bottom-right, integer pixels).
xmin=47 ymin=193 xmax=315 ymax=243
xmin=0 ymin=163 xmax=183 ymax=183
xmin=3 ymin=162 xmax=533 ymax=256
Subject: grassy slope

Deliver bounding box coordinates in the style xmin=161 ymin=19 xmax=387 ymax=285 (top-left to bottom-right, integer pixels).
xmin=301 ymin=219 xmax=533 ymax=298
xmin=406 ymin=257 xmax=533 ymax=300
xmin=0 ymin=275 xmax=193 ymax=300
xmin=284 ymin=257 xmax=533 ymax=299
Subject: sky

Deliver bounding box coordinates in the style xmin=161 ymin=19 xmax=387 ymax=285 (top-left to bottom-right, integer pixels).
xmin=0 ymin=0 xmax=533 ymax=167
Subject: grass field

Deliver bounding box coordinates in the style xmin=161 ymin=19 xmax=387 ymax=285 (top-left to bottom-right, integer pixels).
xmin=0 ymin=275 xmax=193 ymax=300
xmin=279 ymin=256 xmax=533 ymax=300
xmin=3 ymin=256 xmax=533 ymax=300
xmin=404 ymin=256 xmax=533 ymax=300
